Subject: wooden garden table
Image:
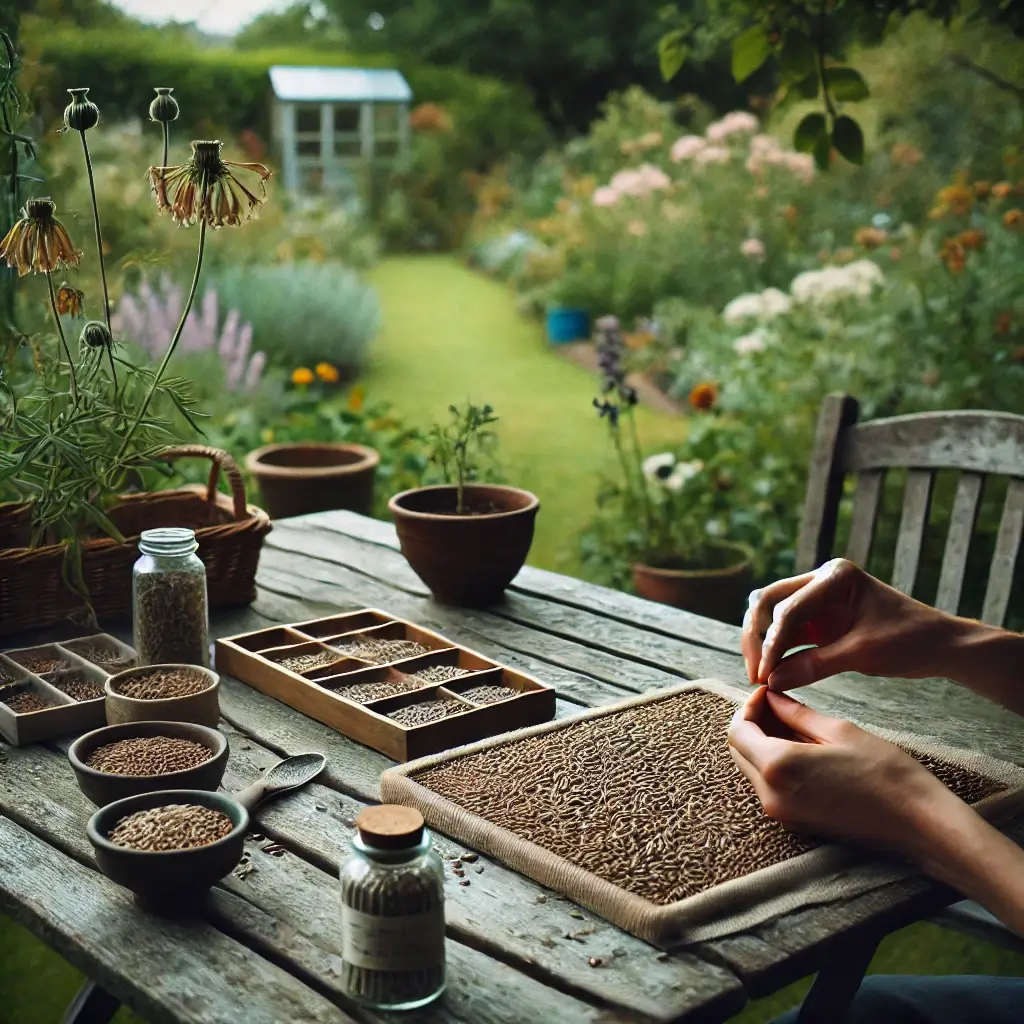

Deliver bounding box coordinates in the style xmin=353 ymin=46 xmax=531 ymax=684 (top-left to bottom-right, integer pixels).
xmin=2 ymin=509 xmax=1022 ymax=1024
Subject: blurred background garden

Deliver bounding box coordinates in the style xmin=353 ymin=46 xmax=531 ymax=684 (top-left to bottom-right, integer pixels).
xmin=1 ymin=0 xmax=1023 ymax=1019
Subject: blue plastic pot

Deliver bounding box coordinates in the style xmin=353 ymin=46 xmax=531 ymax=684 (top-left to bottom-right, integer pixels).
xmin=546 ymin=307 xmax=590 ymax=344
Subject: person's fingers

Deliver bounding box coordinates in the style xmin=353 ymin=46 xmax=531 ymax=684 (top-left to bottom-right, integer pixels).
xmin=728 ymin=695 xmax=788 ymax=771
xmin=764 ymin=631 xmax=866 ymax=691
xmin=728 ymin=745 xmax=774 ymax=806
xmin=742 ymin=574 xmax=816 ymax=684
xmin=763 ymin=690 xmax=857 ymax=744
xmin=741 ymin=590 xmax=763 ymax=684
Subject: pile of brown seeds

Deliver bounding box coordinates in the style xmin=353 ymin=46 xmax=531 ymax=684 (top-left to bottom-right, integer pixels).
xmin=86 ymin=736 xmax=214 ymax=776
xmin=9 ymin=652 xmax=66 ymax=674
xmin=389 ymin=699 xmax=468 ymax=727
xmin=1 ymin=688 xmax=57 ymax=714
xmin=70 ymin=643 xmax=137 ymax=672
xmin=404 ymin=665 xmax=471 ymax=686
xmin=413 ymin=690 xmax=1008 ymax=905
xmin=47 ymin=670 xmax=105 ymax=702
xmin=461 ymin=684 xmax=516 ymax=705
xmin=337 ymin=679 xmax=421 ymax=704
xmin=113 ymin=668 xmax=210 ymax=700
xmin=108 ymin=803 xmax=233 ymax=851
xmin=278 ymin=650 xmax=343 ymax=673
xmin=336 ymin=637 xmax=430 ymax=665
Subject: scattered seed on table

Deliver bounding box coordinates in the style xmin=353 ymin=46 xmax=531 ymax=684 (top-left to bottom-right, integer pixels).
xmin=588 ymin=958 xmax=604 ymax=968
xmin=459 ymin=879 xmax=470 ymax=887
xmin=453 ymin=868 xmax=464 ymax=877
xmin=334 ymin=637 xmax=430 ymax=665
xmin=86 ymin=736 xmax=213 ymax=776
xmin=1 ymin=689 xmax=56 ymax=714
xmin=108 ymin=803 xmax=233 ymax=851
xmin=113 ymin=668 xmax=211 ymax=701
xmin=46 ymin=670 xmax=104 ymax=702
xmin=389 ymin=699 xmax=467 ymax=727
xmin=569 ymin=911 xmax=585 ymax=920
xmin=278 ymin=650 xmax=343 ymax=673
xmin=315 ymin=803 xmax=327 ymax=812
xmin=461 ymin=852 xmax=478 ymax=862
xmin=474 ymin=865 xmax=484 ymax=874
xmin=461 ymin=684 xmax=516 ymax=705
xmin=403 ymin=665 xmax=471 ymax=686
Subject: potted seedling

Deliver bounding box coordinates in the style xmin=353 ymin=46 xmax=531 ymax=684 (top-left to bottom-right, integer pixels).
xmin=388 ymin=403 xmax=539 ymax=606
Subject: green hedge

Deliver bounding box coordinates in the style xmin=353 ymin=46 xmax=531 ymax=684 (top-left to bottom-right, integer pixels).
xmin=25 ymin=28 xmax=548 ymax=167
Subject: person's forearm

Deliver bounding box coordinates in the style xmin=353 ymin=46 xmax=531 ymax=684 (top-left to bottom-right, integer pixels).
xmin=912 ymin=797 xmax=1024 ymax=936
xmin=939 ymin=619 xmax=1024 ymax=716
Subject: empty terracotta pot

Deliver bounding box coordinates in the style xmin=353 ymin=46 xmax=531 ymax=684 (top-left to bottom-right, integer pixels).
xmin=246 ymin=442 xmax=379 ymax=519
xmin=632 ymin=543 xmax=752 ymax=624
xmin=389 ymin=484 xmax=539 ymax=607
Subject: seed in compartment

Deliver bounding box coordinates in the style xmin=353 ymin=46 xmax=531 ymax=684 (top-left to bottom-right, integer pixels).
xmin=8 ymin=651 xmax=67 ymax=675
xmin=112 ymin=667 xmax=211 ymax=701
xmin=461 ymin=684 xmax=516 ymax=705
xmin=47 ymin=670 xmax=105 ymax=702
xmin=388 ymin=699 xmax=468 ymax=727
xmin=108 ymin=803 xmax=234 ymax=851
xmin=86 ymin=735 xmax=214 ymax=776
xmin=337 ymin=680 xmax=421 ymax=704
xmin=70 ymin=642 xmax=137 ymax=672
xmin=335 ymin=637 xmax=430 ymax=665
xmin=404 ymin=665 xmax=471 ymax=686
xmin=277 ymin=650 xmax=343 ymax=673
xmin=1 ymin=688 xmax=59 ymax=714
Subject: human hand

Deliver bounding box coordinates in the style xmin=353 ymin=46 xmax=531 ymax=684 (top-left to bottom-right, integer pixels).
xmin=727 ymin=688 xmax=959 ymax=859
xmin=741 ymin=558 xmax=958 ymax=691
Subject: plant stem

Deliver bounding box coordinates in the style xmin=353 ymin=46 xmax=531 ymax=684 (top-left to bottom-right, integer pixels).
xmin=79 ymin=129 xmax=117 ymax=390
xmin=625 ymin=406 xmax=654 ymax=530
xmin=46 ymin=269 xmax=77 ymax=406
xmin=116 ymin=218 xmax=207 ymax=460
xmin=161 ymin=120 xmax=169 ymax=173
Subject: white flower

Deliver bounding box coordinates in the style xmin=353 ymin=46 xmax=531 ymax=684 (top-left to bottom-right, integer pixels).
xmin=592 ymin=186 xmax=620 ymax=208
xmin=733 ymin=327 xmax=768 ymax=355
xmin=722 ymin=293 xmax=763 ymax=324
xmin=643 ymin=452 xmax=676 ymax=481
xmin=705 ymin=518 xmax=726 ymax=537
xmin=790 ymin=261 xmax=884 ymax=305
xmin=670 ymin=134 xmax=706 ymax=162
xmin=759 ymin=288 xmax=792 ymax=318
xmin=664 ymin=460 xmax=703 ymax=493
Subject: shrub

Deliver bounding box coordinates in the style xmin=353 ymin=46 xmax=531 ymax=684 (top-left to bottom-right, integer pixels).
xmin=212 ymin=262 xmax=380 ymax=376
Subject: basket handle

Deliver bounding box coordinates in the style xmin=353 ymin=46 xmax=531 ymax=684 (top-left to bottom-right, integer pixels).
xmin=158 ymin=445 xmax=248 ymax=522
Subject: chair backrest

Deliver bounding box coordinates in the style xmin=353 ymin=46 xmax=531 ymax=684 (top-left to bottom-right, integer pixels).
xmin=797 ymin=394 xmax=1024 ymax=626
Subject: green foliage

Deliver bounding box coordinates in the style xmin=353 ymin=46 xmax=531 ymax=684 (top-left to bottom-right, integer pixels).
xmin=212 ymin=262 xmax=380 ymax=375
xmin=731 ymin=24 xmax=770 ymax=83
xmin=425 ymin=402 xmax=500 ymax=514
xmin=832 ymin=114 xmax=864 ymax=165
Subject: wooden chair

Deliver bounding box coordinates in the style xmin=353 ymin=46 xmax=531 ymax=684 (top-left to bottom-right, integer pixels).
xmin=797 ymin=394 xmax=1024 ymax=624
xmin=797 ymin=394 xmax=1024 ymax=950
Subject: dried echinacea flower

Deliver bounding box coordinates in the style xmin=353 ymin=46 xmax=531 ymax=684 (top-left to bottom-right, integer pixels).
xmin=148 ymin=140 xmax=272 ymax=229
xmin=0 ymin=198 xmax=82 ymax=277
xmin=56 ymin=284 xmax=85 ymax=318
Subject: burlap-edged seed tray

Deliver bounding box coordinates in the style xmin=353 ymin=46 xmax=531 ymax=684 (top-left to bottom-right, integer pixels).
xmin=380 ymin=680 xmax=1024 ymax=947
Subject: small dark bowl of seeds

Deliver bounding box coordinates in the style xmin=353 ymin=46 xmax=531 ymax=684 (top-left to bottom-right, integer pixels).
xmin=87 ymin=789 xmax=247 ymax=912
xmin=105 ymin=664 xmax=219 ymax=729
xmin=68 ymin=720 xmax=228 ymax=805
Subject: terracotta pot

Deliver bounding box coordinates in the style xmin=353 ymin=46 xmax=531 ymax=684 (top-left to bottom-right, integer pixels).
xmin=245 ymin=442 xmax=379 ymax=519
xmin=389 ymin=484 xmax=539 ymax=607
xmin=632 ymin=543 xmax=753 ymax=624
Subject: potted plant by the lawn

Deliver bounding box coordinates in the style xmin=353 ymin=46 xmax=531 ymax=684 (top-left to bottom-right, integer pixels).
xmin=389 ymin=402 xmax=539 ymax=606
xmin=581 ymin=317 xmax=751 ymax=623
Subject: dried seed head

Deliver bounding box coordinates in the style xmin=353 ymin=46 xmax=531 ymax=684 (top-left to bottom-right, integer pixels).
xmin=149 ymin=87 xmax=179 ymax=124
xmin=79 ymin=320 xmax=111 ymax=349
xmin=64 ymin=87 xmax=100 ymax=132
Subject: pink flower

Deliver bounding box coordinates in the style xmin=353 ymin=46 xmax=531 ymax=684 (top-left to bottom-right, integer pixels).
xmin=749 ymin=133 xmax=781 ymax=157
xmin=785 ymin=152 xmax=816 ymax=184
xmin=627 ymin=219 xmax=648 ymax=237
xmin=592 ymin=186 xmax=621 ymax=208
xmin=706 ymin=111 xmax=760 ymax=142
xmin=694 ymin=146 xmax=731 ymax=167
xmin=670 ymin=134 xmax=706 ymax=162
xmin=637 ymin=163 xmax=671 ymax=191
xmin=741 ymin=238 xmax=766 ymax=261
xmin=611 ymin=164 xmax=670 ymax=197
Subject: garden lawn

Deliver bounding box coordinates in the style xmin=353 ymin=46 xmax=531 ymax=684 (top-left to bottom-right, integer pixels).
xmin=364 ymin=255 xmax=684 ymax=575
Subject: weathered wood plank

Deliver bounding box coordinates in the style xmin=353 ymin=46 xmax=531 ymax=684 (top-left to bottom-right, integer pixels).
xmin=935 ymin=472 xmax=984 ymax=616
xmin=981 ymin=477 xmax=1024 ymax=627
xmin=796 ymin=394 xmax=860 ymax=573
xmin=891 ymin=470 xmax=933 ymax=595
xmin=844 ymin=470 xmax=883 ymax=569
xmin=0 ymin=815 xmax=353 ymax=1024
xmin=307 ymin=510 xmax=744 ymax=656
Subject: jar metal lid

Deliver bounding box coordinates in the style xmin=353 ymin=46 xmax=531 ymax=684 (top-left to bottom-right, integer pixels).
xmin=139 ymin=527 xmax=198 ymax=557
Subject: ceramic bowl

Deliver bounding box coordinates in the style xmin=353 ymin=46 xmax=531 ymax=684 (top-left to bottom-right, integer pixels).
xmin=68 ymin=720 xmax=228 ymax=806
xmin=87 ymin=789 xmax=248 ymax=912
xmin=105 ymin=664 xmax=220 ymax=728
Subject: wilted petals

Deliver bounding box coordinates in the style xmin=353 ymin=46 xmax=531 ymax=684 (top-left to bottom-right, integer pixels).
xmin=0 ymin=199 xmax=82 ymax=276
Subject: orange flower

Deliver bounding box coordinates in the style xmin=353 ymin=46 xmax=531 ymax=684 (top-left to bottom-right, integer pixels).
xmin=939 ymin=238 xmax=966 ymax=273
xmin=291 ymin=367 xmax=314 ymax=385
xmin=958 ymin=228 xmax=986 ymax=251
xmin=934 ymin=180 xmax=974 ymax=217
xmin=890 ymin=142 xmax=923 ymax=168
xmin=56 ymin=283 xmax=85 ymax=317
xmin=992 ymin=181 xmax=1013 ymax=199
xmin=689 ymin=382 xmax=718 ymax=412
xmin=995 ymin=311 xmax=1013 ymax=336
xmin=347 ymin=384 xmax=365 ymax=413
xmin=1003 ymin=208 xmax=1024 ymax=229
xmin=973 ymin=181 xmax=991 ymax=198
xmin=854 ymin=226 xmax=887 ymax=250
xmin=315 ymin=362 xmax=339 ymax=383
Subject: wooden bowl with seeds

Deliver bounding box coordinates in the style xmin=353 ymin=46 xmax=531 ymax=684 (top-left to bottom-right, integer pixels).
xmin=87 ymin=789 xmax=248 ymax=912
xmin=105 ymin=664 xmax=219 ymax=728
xmin=68 ymin=720 xmax=228 ymax=805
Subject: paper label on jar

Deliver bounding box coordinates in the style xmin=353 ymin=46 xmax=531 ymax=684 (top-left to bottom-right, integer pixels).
xmin=341 ymin=906 xmax=445 ymax=972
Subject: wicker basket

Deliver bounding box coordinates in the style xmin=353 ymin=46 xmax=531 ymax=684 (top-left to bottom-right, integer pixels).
xmin=0 ymin=445 xmax=272 ymax=636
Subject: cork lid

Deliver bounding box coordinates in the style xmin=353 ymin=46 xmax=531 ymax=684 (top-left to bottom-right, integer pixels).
xmin=355 ymin=805 xmax=425 ymax=849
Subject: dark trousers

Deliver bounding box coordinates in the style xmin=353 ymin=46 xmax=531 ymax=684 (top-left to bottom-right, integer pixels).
xmin=773 ymin=975 xmax=1024 ymax=1024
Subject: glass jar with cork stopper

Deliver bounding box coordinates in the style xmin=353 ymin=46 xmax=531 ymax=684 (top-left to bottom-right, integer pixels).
xmin=132 ymin=527 xmax=210 ymax=667
xmin=339 ymin=805 xmax=446 ymax=1009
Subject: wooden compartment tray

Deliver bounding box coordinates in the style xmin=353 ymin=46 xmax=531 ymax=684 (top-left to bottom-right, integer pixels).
xmin=215 ymin=609 xmax=556 ymax=761
xmin=0 ymin=634 xmax=137 ymax=745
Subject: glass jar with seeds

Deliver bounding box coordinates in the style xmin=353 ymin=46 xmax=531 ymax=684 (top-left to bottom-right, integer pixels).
xmin=339 ymin=805 xmax=445 ymax=1010
xmin=133 ymin=528 xmax=209 ymax=668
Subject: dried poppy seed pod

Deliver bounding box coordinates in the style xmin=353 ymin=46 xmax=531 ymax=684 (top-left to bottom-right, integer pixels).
xmin=64 ymin=88 xmax=99 ymax=132
xmin=80 ymin=320 xmax=112 ymax=349
xmin=149 ymin=87 xmax=179 ymax=124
